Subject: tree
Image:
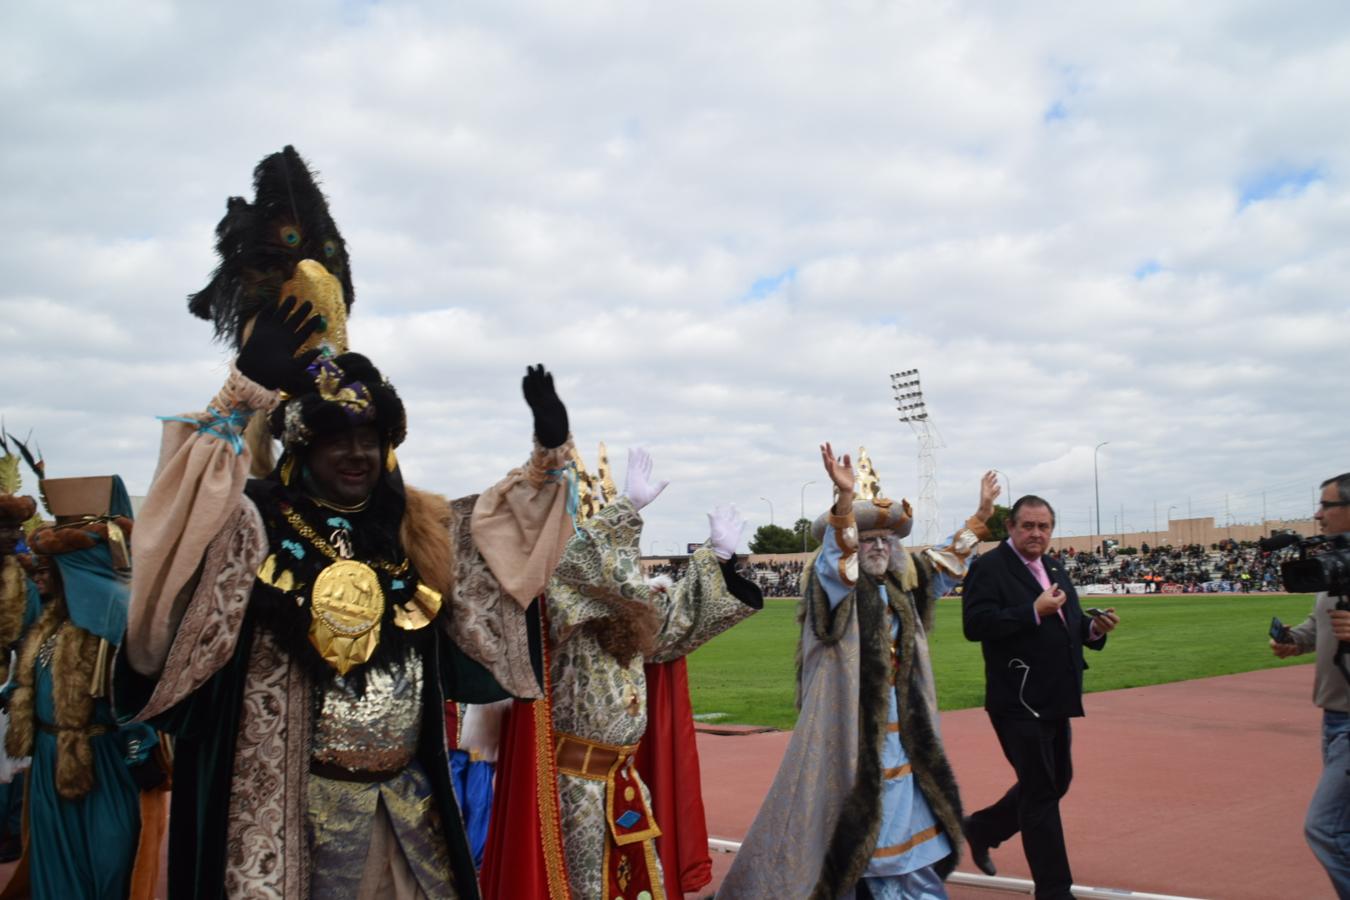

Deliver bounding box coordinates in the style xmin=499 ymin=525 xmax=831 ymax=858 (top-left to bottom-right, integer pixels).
xmin=791 ymin=517 xmax=821 ymax=554
xmin=985 ymin=504 xmax=1012 ymax=541
xmin=748 ymin=523 xmax=801 ymax=554
xmin=748 ymin=520 xmax=820 ymax=554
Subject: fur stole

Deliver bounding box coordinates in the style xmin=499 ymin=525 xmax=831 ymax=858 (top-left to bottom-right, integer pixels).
xmin=0 ymin=556 xmax=27 ymax=683
xmin=5 ymin=598 xmax=103 ymax=800
xmin=583 ymin=587 xmax=661 ymax=668
xmin=29 ymin=516 xmax=134 ymax=555
xmin=400 ymin=485 xmax=456 ymax=601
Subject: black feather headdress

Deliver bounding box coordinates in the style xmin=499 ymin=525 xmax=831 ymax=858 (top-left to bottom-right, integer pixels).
xmin=188 ymin=146 xmax=355 ymax=348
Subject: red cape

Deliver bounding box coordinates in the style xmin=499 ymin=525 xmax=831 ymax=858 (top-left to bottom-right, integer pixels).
xmin=636 ymin=658 xmax=713 ymax=894
xmin=480 ymin=626 xmax=711 ymax=897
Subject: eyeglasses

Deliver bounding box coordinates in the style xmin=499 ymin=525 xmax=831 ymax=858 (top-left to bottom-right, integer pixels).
xmin=1319 ymin=500 xmax=1350 ymax=510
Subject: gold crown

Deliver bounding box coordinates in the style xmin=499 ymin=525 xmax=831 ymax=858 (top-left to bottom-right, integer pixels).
xmin=569 ymin=442 xmax=619 ymax=523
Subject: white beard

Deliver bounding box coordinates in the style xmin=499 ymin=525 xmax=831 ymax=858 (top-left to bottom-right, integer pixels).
xmin=861 ymin=553 xmax=890 ymax=577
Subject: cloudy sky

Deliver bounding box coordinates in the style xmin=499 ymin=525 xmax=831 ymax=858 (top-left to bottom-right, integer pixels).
xmin=3 ymin=0 xmax=1347 ymax=555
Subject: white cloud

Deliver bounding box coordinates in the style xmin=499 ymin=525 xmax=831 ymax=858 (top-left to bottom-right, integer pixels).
xmin=1 ymin=0 xmax=1346 ymax=555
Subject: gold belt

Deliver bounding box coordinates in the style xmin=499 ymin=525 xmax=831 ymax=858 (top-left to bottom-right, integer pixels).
xmin=554 ymin=732 xmax=637 ymax=781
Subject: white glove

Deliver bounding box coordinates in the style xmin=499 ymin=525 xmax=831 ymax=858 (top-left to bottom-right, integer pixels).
xmin=623 ymin=447 xmax=669 ymax=512
xmin=707 ymin=504 xmax=746 ymax=561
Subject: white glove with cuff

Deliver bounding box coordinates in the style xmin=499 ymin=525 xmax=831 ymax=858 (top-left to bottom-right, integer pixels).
xmin=623 ymin=447 xmax=669 ymax=512
xmin=707 ymin=505 xmax=746 ymax=561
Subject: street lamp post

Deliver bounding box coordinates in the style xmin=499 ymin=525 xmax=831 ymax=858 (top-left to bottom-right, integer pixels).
xmin=1167 ymin=505 xmax=1177 ymax=546
xmin=1093 ymin=441 xmax=1109 ymax=555
xmin=759 ymin=496 xmax=774 ymax=526
xmin=800 ymin=480 xmax=816 ymax=552
xmin=992 ymin=469 xmax=1013 ymax=506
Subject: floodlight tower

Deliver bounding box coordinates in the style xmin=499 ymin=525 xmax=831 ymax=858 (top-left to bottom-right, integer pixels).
xmin=891 ymin=369 xmax=940 ymax=546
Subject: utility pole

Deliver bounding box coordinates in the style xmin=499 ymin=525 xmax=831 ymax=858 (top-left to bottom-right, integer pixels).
xmin=1093 ymin=441 xmax=1109 ymax=554
xmin=800 ymin=481 xmax=815 ymax=552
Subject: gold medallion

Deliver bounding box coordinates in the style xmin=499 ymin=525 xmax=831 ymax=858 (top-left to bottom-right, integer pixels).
xmin=309 ymin=559 xmax=385 ymax=675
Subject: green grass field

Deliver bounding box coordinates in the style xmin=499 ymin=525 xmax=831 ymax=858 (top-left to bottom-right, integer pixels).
xmin=685 ymin=593 xmax=1318 ymax=730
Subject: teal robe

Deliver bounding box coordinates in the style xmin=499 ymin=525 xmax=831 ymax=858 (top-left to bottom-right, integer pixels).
xmin=27 ymin=660 xmax=155 ymax=899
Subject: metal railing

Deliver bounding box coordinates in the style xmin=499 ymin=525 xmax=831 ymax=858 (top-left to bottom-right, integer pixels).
xmin=707 ymin=838 xmax=1207 ymax=900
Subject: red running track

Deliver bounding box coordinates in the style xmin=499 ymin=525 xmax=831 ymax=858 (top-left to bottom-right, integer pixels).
xmin=0 ymin=667 xmax=1328 ymax=898
xmin=692 ymin=665 xmax=1334 ymax=899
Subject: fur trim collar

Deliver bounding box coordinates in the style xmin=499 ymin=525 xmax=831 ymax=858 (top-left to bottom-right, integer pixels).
xmin=5 ymin=599 xmax=104 ymax=799
xmin=29 ymin=517 xmax=133 ymax=555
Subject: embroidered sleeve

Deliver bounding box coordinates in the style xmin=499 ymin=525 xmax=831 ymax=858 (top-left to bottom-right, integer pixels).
xmin=469 ymin=436 xmax=577 ymax=608
xmin=126 ymin=371 xmax=274 ymax=677
xmin=814 ymin=509 xmax=858 ymax=610
xmin=129 ymin=499 xmax=268 ymax=717
xmin=648 ymin=544 xmax=758 ymax=663
xmin=922 ymin=514 xmax=993 ymax=590
xmin=447 ymin=496 xmax=542 ymax=700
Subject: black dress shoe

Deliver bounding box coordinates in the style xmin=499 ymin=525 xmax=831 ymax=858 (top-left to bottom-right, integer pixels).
xmin=962 ymin=818 xmax=997 ymax=877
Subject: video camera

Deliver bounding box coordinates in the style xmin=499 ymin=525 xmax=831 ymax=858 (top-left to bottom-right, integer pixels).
xmin=1263 ymin=532 xmax=1350 ymax=683
xmin=1262 ymin=533 xmax=1350 ymax=596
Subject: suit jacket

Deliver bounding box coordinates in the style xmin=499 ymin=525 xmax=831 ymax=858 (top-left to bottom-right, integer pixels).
xmin=962 ymin=542 xmax=1106 ymax=720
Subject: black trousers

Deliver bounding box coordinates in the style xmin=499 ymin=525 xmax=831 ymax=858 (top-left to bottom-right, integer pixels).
xmin=966 ymin=714 xmax=1075 ymax=900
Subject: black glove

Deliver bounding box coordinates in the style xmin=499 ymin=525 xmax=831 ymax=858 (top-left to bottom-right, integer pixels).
xmin=522 ymin=364 xmax=569 ymax=449
xmin=235 ymin=296 xmax=322 ymax=394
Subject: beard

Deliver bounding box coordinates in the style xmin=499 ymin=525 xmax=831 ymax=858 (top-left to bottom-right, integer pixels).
xmin=861 ymin=551 xmax=890 ymax=577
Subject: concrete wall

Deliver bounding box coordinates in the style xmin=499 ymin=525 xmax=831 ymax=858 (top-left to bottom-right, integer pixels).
xmin=639 ymin=516 xmax=1318 ymax=567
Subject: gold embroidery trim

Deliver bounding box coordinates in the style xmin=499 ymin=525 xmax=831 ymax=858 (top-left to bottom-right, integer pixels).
xmin=882 ymin=763 xmax=912 ymax=780
xmin=643 ymin=835 xmax=668 ymax=900
xmin=886 ymin=721 xmax=900 ymax=732
xmin=533 ymin=602 xmax=572 ymax=899
xmin=873 ymin=825 xmax=941 ymax=858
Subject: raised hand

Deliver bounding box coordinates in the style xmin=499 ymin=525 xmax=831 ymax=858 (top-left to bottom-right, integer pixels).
xmin=977 ymin=470 xmax=1001 ymax=519
xmin=623 ymin=447 xmax=669 ymax=512
xmin=820 ymin=441 xmax=854 ymax=490
xmin=521 ymin=364 xmax=569 ymax=449
xmin=235 ymin=296 xmax=322 ymax=393
xmin=707 ymin=505 xmax=747 ymax=561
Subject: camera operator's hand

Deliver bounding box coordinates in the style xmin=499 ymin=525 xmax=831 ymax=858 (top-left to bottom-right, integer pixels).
xmin=1034 ymin=585 xmax=1066 ymax=618
xmin=1330 ymin=609 xmax=1350 ymax=642
xmin=1270 ymin=638 xmax=1300 ymax=659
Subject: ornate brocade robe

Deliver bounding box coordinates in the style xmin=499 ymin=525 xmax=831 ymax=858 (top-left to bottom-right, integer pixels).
xmin=720 ymin=513 xmax=988 ymax=900
xmin=114 ymin=369 xmax=574 ymax=900
xmin=545 ymin=498 xmax=760 ymax=899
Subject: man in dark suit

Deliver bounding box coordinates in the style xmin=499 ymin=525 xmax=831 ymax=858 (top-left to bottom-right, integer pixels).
xmin=960 ymin=495 xmax=1120 ymax=899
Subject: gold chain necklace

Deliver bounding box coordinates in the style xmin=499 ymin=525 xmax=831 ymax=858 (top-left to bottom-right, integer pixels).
xmin=308 ymin=494 xmax=370 ymax=513
xmin=282 ymin=507 xmax=410 ymax=576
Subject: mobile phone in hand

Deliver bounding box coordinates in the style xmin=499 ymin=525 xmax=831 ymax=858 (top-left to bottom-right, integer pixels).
xmin=1270 ymin=616 xmax=1293 ymax=644
xmin=1086 ymin=607 xmax=1108 ymax=618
